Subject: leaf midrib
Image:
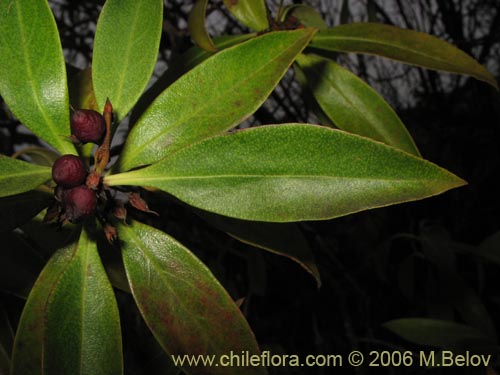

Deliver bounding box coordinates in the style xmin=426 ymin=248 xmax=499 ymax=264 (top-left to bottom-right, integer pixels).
xmin=109 ymin=173 xmax=449 ymax=185
xmin=314 ymin=34 xmax=467 ymax=70
xmin=15 ymin=2 xmax=67 ymax=154
xmin=310 ymin=62 xmax=387 ymax=138
xmin=2 ymin=169 xmax=50 ymax=178
xmin=112 ymin=1 xmax=144 ymax=110
xmin=309 ymin=59 xmax=405 ymax=147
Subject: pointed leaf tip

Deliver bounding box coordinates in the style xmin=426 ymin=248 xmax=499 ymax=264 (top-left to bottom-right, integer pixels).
xmin=296 ymin=53 xmax=421 ymax=156
xmin=310 ymin=23 xmax=499 ymax=90
xmin=107 ymin=124 xmax=466 ymax=222
xmin=119 ymin=28 xmax=316 ymax=171
xmin=0 ymin=0 xmax=75 ymax=155
xmin=93 ymin=0 xmax=163 ymax=118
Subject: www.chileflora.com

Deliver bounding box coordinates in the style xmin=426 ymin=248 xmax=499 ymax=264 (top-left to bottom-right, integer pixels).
xmin=170 ymin=350 xmax=494 ymax=369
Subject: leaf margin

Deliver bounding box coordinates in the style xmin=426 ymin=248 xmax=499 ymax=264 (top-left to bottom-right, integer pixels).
xmin=309 ymin=22 xmax=499 ymax=90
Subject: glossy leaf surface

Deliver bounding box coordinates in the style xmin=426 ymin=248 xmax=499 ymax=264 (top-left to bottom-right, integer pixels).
xmin=0 ymin=156 xmax=51 ymax=198
xmin=222 ymin=0 xmax=268 ymax=31
xmin=93 ymin=0 xmax=163 ymax=118
xmin=120 ymin=221 xmax=265 ymax=375
xmin=310 ymin=23 xmax=498 ymax=89
xmin=296 ymin=54 xmax=420 ymax=156
xmin=188 ymin=0 xmax=217 ymax=52
xmin=120 ymin=29 xmax=316 ymax=171
xmin=10 ymin=230 xmax=123 ymax=375
xmin=106 ymin=124 xmax=466 ymax=222
xmin=383 ymin=318 xmax=495 ymax=347
xmin=0 ymin=0 xmax=75 ymax=155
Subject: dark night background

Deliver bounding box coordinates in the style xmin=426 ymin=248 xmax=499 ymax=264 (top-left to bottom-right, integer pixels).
xmin=1 ymin=1 xmax=500 ymax=374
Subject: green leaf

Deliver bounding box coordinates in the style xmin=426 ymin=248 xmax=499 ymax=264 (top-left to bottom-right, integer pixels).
xmin=12 ymin=147 xmax=60 ymax=167
xmin=222 ymin=0 xmax=268 ymax=31
xmin=106 ymin=124 xmax=466 ymax=222
xmin=309 ymin=23 xmax=499 ymax=90
xmin=0 ymin=190 xmax=52 ymax=232
xmin=0 ymin=0 xmax=75 ymax=155
xmin=0 ymin=156 xmax=51 ymax=198
xmin=166 ymin=34 xmax=254 ymax=83
xmin=188 ymin=0 xmax=217 ymax=52
xmin=383 ymin=318 xmax=495 ymax=348
xmin=129 ymin=34 xmax=253 ymax=127
xmin=120 ymin=29 xmax=316 ymax=171
xmin=198 ymin=211 xmax=321 ymax=286
xmin=282 ymin=5 xmax=327 ymax=29
xmin=69 ymin=67 xmax=98 ymax=111
xmin=294 ymin=63 xmax=334 ymax=126
xmin=119 ymin=221 xmax=266 ymax=375
xmin=93 ymin=0 xmax=163 ymax=119
xmin=296 ymin=54 xmax=420 ymax=156
xmin=128 ymin=34 xmax=254 ymax=127
xmin=10 ymin=230 xmax=123 ymax=375
xmin=10 ymin=238 xmax=75 ymax=375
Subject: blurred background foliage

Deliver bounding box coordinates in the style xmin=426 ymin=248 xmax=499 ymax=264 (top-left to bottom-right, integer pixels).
xmin=1 ymin=0 xmax=500 ymax=374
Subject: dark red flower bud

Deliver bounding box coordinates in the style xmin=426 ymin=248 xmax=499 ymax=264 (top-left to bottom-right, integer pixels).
xmin=70 ymin=109 xmax=105 ymax=144
xmin=52 ymin=154 xmax=87 ymax=187
xmin=63 ymin=185 xmax=97 ymax=223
